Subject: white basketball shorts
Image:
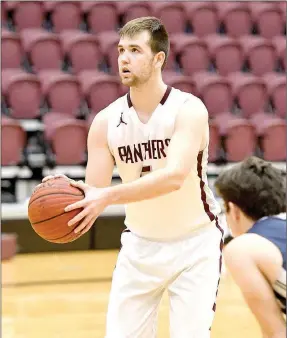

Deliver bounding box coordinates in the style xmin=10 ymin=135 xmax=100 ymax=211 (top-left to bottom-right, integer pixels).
xmin=105 ymin=217 xmax=224 ymax=338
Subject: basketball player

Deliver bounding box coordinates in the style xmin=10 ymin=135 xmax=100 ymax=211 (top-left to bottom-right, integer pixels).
xmin=43 ymin=17 xmax=223 ymax=338
xmin=214 ymin=157 xmax=286 ymax=338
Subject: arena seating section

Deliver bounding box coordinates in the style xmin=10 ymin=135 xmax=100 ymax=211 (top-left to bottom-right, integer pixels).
xmin=1 ymin=1 xmax=286 ymax=168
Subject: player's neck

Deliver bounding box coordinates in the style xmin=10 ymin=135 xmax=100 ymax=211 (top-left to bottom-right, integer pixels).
xmin=239 ymin=213 xmax=257 ymax=236
xmin=129 ymin=77 xmax=167 ymax=114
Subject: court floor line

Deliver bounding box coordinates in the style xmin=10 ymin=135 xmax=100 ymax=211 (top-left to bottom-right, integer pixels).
xmin=2 ymin=276 xmax=112 ymax=288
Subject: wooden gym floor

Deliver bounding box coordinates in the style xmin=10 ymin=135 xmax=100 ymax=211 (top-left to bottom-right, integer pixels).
xmin=2 ymin=250 xmax=261 ymax=338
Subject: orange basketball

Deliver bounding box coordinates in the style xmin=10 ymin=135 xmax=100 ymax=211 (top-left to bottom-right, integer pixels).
xmin=28 ymin=177 xmax=84 ymax=243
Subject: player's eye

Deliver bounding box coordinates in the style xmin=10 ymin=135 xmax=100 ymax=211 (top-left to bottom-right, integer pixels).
xmin=118 ymin=48 xmax=124 ymax=54
xmin=131 ymin=48 xmax=139 ymax=53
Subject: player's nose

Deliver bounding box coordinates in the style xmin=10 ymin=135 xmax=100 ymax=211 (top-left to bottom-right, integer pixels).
xmin=118 ymin=51 xmax=130 ymax=64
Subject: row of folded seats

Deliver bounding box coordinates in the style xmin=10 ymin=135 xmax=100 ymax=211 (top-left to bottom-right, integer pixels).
xmin=2 ymin=109 xmax=286 ymax=168
xmin=2 ymin=28 xmax=286 ymax=76
xmin=2 ymin=1 xmax=286 ymax=39
xmin=2 ymin=68 xmax=285 ymax=119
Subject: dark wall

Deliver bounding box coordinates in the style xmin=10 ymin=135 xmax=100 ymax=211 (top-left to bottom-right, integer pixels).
xmin=1 ymin=216 xmax=126 ymax=253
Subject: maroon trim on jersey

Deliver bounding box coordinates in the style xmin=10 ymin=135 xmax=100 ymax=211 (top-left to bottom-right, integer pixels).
xmin=197 ymin=150 xmax=224 ymax=323
xmin=127 ymin=92 xmax=132 ymax=108
xmin=211 ymin=216 xmax=224 ymax=316
xmin=160 ymin=86 xmax=172 ymax=105
xmin=197 ymin=151 xmax=215 ymax=222
xmin=127 ymin=86 xmax=172 ymax=108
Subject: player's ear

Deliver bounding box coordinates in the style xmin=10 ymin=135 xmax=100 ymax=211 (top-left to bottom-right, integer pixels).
xmin=154 ymin=51 xmax=165 ymax=69
xmin=228 ymin=202 xmax=241 ymax=221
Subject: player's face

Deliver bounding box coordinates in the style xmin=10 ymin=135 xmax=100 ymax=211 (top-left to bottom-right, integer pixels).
xmin=118 ymin=31 xmax=157 ymax=87
xmin=224 ymin=202 xmax=244 ymax=237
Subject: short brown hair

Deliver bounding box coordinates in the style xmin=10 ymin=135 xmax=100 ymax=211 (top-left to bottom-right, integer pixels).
xmin=119 ymin=17 xmax=169 ymax=69
xmin=215 ymin=156 xmax=286 ymax=220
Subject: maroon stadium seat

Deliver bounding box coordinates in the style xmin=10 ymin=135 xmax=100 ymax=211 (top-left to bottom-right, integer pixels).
xmin=241 ymin=36 xmax=277 ymax=75
xmin=214 ymin=115 xmax=256 ymax=161
xmin=81 ymin=1 xmax=118 ymax=33
xmin=44 ymin=116 xmax=88 ymax=166
xmin=248 ymin=2 xmax=284 ymax=38
xmin=172 ymin=34 xmax=210 ymax=75
xmin=184 ymin=2 xmax=218 ymax=37
xmin=193 ymin=72 xmax=233 ymax=118
xmin=38 ymin=70 xmax=82 ymax=117
xmin=13 ymin=1 xmax=44 ymax=31
xmin=278 ymin=2 xmax=286 ymax=22
xmin=262 ymin=73 xmax=286 ymax=119
xmin=3 ymin=1 xmax=19 ymax=11
xmin=117 ymin=2 xmax=152 ymax=25
xmin=43 ymin=111 xmax=77 ymax=140
xmin=1 ymin=116 xmax=27 ymax=165
xmin=60 ymin=30 xmax=103 ymax=74
xmin=249 ymin=111 xmax=280 ymax=131
xmin=228 ymin=72 xmax=268 ymax=118
xmin=151 ymin=2 xmax=187 ymax=34
xmin=162 ymin=71 xmax=197 ymax=96
xmin=216 ymin=2 xmax=252 ymax=38
xmin=252 ymin=116 xmax=286 ymax=161
xmin=44 ymin=1 xmax=82 ymax=33
xmin=225 ymin=119 xmax=256 ymax=162
xmin=205 ymin=35 xmax=244 ymax=76
xmin=1 ymin=2 xmax=8 ymax=27
xmin=78 ymin=70 xmax=121 ymax=114
xmin=2 ymin=69 xmax=42 ymax=119
xmin=21 ymin=28 xmax=63 ymax=72
xmin=272 ymin=35 xmax=286 ymax=71
xmin=213 ymin=111 xmax=237 ymax=132
xmin=97 ymin=31 xmax=119 ymax=75
xmin=1 ymin=29 xmax=23 ymax=69
xmin=239 ymin=36 xmax=276 ymax=76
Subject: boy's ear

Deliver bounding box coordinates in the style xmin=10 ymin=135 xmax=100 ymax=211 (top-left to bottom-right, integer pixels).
xmin=228 ymin=202 xmax=241 ymax=221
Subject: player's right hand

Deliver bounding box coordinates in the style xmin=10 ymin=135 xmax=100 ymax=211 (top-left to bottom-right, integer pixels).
xmin=42 ymin=174 xmax=70 ymax=183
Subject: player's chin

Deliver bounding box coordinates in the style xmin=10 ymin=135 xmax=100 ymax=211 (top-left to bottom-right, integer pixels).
xmin=120 ymin=77 xmax=134 ymax=87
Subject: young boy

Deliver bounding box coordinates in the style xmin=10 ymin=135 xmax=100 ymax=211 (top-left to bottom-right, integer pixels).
xmin=215 ymin=156 xmax=286 ymax=338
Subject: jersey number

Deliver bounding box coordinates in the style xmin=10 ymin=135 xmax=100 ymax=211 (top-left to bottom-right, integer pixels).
xmin=141 ymin=165 xmax=151 ymax=177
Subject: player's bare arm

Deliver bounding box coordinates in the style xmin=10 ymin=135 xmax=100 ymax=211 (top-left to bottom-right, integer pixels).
xmin=65 ymin=97 xmax=208 ymax=232
xmin=43 ymin=110 xmax=115 ymax=235
xmin=224 ymin=234 xmax=286 ymax=338
xmin=84 ymin=111 xmax=115 ymax=188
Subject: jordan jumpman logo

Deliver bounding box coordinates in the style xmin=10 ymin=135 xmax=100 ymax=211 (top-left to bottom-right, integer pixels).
xmin=117 ymin=112 xmax=127 ymax=127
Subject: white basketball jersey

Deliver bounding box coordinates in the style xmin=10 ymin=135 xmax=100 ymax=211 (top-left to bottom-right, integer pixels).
xmin=107 ymin=86 xmax=221 ymax=241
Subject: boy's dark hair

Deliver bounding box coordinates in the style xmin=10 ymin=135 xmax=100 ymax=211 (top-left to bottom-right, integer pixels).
xmin=215 ymin=156 xmax=286 ymax=220
xmin=119 ymin=17 xmax=169 ymax=69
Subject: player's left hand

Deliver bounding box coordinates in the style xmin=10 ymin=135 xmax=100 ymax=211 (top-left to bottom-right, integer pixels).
xmin=64 ymin=180 xmax=109 ymax=235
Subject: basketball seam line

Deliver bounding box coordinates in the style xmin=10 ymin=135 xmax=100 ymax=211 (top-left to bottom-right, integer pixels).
xmin=31 ymin=209 xmax=80 ymax=225
xmin=29 ymin=191 xmax=83 ymax=207
xmin=45 ymin=227 xmax=80 ymax=242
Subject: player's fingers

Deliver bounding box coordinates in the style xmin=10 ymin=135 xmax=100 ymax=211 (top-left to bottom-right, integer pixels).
xmin=76 ymin=215 xmax=94 ymax=234
xmin=80 ymin=220 xmax=95 ymax=235
xmin=42 ymin=175 xmax=55 ymax=182
xmin=42 ymin=174 xmax=67 ymax=183
xmin=67 ymin=207 xmax=88 ymax=226
xmin=70 ymin=180 xmax=89 ymax=191
xmin=65 ymin=199 xmax=86 ymax=213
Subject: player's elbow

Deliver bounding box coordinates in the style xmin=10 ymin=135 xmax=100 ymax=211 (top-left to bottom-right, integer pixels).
xmin=270 ymin=330 xmax=286 ymax=338
xmin=168 ymin=171 xmax=186 ymax=191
